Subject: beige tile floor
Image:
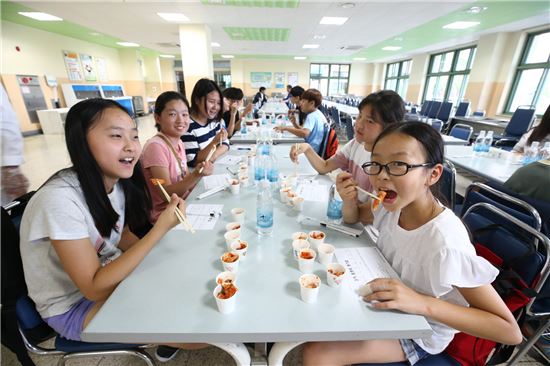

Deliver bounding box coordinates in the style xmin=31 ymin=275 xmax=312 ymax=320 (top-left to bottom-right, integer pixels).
xmin=2 ymin=115 xmax=547 ymax=365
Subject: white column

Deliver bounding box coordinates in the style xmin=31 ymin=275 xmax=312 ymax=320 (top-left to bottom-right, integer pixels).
xmin=179 ymin=24 xmax=213 ymax=99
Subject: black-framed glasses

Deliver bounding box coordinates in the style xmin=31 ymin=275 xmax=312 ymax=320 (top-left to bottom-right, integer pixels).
xmin=361 ymin=161 xmax=435 ymax=176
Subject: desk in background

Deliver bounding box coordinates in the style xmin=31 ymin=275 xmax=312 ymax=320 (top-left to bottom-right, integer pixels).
xmin=260 ymin=101 xmax=288 ymax=115
xmin=449 ymin=116 xmax=508 ymax=135
xmin=82 ymin=146 xmax=431 ymax=359
xmin=323 ymin=100 xmax=359 ymax=117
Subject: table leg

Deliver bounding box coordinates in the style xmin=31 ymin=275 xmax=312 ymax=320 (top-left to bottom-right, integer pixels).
xmin=268 ymin=341 xmax=304 ymax=366
xmin=209 ymin=342 xmax=251 ymax=366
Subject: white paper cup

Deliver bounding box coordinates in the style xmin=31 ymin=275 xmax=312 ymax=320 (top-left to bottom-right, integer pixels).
xmin=239 ymin=162 xmax=248 ymax=170
xmin=308 ymin=230 xmax=326 ymax=249
xmin=292 ymin=232 xmax=308 ymax=241
xmin=326 ymin=263 xmax=346 ymax=288
xmin=286 ymin=191 xmax=297 ymax=205
xmin=225 ymin=222 xmax=242 ymax=234
xmin=239 ymin=175 xmax=250 ymax=187
xmin=224 ymin=230 xmax=241 ymax=249
xmin=213 ymin=284 xmax=238 ymax=314
xmin=231 ymin=208 xmax=245 ymax=223
xmin=292 ymin=239 xmax=310 ymax=260
xmin=298 ymin=248 xmax=317 ymax=273
xmin=317 ymin=243 xmax=336 ymax=266
xmin=221 ymin=252 xmax=240 ymax=272
xmin=216 ymin=271 xmax=237 ymax=286
xmin=291 ymin=197 xmax=304 ymax=211
xmin=279 ymin=187 xmax=291 ymax=203
xmin=299 ymin=274 xmax=320 ymax=304
xmin=287 ymin=175 xmax=298 ymax=186
xmin=240 ymin=155 xmax=248 ymax=164
xmin=229 ymin=179 xmax=240 ymax=195
xmin=230 ymin=239 xmax=248 ymax=260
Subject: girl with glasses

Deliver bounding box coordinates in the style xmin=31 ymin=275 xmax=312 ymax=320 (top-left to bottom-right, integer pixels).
xmin=289 ymin=90 xmax=405 ymax=199
xmin=302 ymin=122 xmax=521 ymax=365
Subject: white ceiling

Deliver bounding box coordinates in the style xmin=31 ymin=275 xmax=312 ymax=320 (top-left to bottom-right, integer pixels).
xmin=11 ymin=1 xmax=550 ymax=62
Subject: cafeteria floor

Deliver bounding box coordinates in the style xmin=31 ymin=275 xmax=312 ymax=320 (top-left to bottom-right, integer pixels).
xmin=2 ymin=114 xmax=546 ymax=366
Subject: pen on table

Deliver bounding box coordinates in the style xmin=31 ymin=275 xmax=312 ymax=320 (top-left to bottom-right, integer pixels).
xmin=237 ymin=147 xmax=251 ymax=151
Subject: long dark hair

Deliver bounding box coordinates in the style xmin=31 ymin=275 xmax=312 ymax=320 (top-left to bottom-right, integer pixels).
xmin=62 ymin=98 xmax=151 ymax=237
xmin=190 ymin=78 xmax=223 ymax=121
xmin=372 ymin=121 xmax=448 ymax=206
xmin=358 ymin=90 xmax=405 ymax=127
xmin=528 ymin=104 xmax=550 ymax=145
xmin=154 ymin=91 xmax=190 ymax=131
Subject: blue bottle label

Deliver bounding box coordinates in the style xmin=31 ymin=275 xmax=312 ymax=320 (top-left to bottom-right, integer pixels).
xmin=257 ymin=210 xmax=273 ymax=228
xmin=326 ymin=198 xmax=343 ymax=220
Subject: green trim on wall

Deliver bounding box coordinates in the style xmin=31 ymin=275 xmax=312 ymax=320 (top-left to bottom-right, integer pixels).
xmin=202 ymin=0 xmax=299 ymax=8
xmin=223 ymin=27 xmax=290 ymax=41
xmin=1 ymin=1 xmax=161 ymax=56
xmin=353 ymin=1 xmax=549 ymax=61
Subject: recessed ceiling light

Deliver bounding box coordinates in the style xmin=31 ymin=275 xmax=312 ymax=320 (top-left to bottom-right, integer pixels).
xmin=294 ymin=56 xmax=307 ymax=60
xmin=313 ymin=35 xmax=326 ymax=40
xmin=466 ymin=6 xmax=488 ymax=14
xmin=157 ymin=12 xmax=189 ymax=22
xmin=393 ymin=37 xmax=403 ymax=41
xmin=221 ymin=55 xmax=234 ymax=59
xmin=338 ymin=2 xmax=355 ymax=9
xmin=442 ymin=21 xmax=480 ymax=30
xmin=211 ymin=42 xmax=221 ymax=47
xmin=303 ymin=44 xmax=320 ymax=49
xmin=159 ymin=55 xmax=175 ymax=58
xmin=353 ymin=57 xmax=366 ymax=61
xmin=89 ymin=32 xmax=101 ymax=36
xmin=117 ymin=42 xmax=140 ymax=47
xmin=382 ymin=46 xmax=402 ymax=51
xmin=18 ymin=12 xmax=62 ymax=21
xmin=320 ymin=16 xmax=348 ymax=25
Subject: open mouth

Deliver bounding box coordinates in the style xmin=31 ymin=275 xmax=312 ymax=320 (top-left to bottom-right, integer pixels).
xmin=380 ymin=189 xmax=397 ymax=201
xmin=119 ymin=157 xmax=135 ymax=165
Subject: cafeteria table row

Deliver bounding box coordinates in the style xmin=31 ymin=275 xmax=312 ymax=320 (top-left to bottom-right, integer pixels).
xmin=82 ymin=145 xmax=433 ymax=365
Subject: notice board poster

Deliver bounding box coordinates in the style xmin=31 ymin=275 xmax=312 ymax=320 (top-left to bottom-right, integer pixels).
xmin=62 ymin=50 xmax=83 ymax=81
xmin=250 ymin=72 xmax=272 ymax=88
xmin=274 ymin=72 xmax=285 ymax=88
xmin=80 ymin=53 xmax=96 ymax=81
xmin=287 ymin=72 xmax=298 ymax=86
xmin=95 ymin=57 xmax=108 ymax=81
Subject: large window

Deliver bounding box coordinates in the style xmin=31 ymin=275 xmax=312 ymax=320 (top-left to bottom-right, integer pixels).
xmin=384 ymin=60 xmax=411 ymax=99
xmin=505 ymin=30 xmax=550 ymax=115
xmin=423 ymin=46 xmax=476 ymax=102
xmin=309 ymin=63 xmax=350 ymax=96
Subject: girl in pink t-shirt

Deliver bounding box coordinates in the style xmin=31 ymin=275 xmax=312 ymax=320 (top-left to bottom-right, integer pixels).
xmin=289 ymin=90 xmax=406 ymax=197
xmin=141 ymin=91 xmax=213 ymax=222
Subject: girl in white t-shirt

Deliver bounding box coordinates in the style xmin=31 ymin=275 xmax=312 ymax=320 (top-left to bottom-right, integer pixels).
xmin=302 ymin=122 xmax=521 ymax=365
xmin=289 ymin=90 xmax=405 ymax=198
xmin=141 ymin=91 xmax=213 ymax=222
xmin=20 ymin=98 xmax=206 ymax=353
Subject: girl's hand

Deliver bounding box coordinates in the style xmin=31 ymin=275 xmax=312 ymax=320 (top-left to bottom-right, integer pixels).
xmin=243 ymin=103 xmax=253 ymax=116
xmin=273 ymin=126 xmax=285 ymax=133
xmin=289 ymin=143 xmax=307 ymax=163
xmin=364 ymin=278 xmax=429 ymax=315
xmin=336 ymin=172 xmax=358 ymax=203
xmin=215 ymin=128 xmax=228 ymax=145
xmin=156 ymin=194 xmax=186 ymax=232
xmin=196 ymin=161 xmax=214 ymax=176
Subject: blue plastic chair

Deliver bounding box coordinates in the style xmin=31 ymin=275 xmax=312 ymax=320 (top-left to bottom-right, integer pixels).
xmin=493 ymin=105 xmax=536 ymax=148
xmin=1 ymin=194 xmax=156 ymax=366
xmin=430 ymin=120 xmax=443 ymax=133
xmin=449 ymin=123 xmax=473 ymax=141
xmin=454 ymin=101 xmax=470 ymax=117
xmin=420 ymin=100 xmax=433 ymax=117
xmin=426 ymin=101 xmax=442 ymax=119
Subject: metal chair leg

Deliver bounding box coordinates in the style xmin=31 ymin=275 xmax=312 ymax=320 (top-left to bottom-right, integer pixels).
xmin=508 ymin=317 xmax=550 ymax=365
xmin=56 ymin=349 xmax=155 ymax=366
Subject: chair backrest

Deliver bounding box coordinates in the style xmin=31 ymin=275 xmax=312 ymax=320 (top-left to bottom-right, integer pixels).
xmin=427 ymin=101 xmax=442 ymax=119
xmin=441 ymin=159 xmax=456 ymax=211
xmin=436 ymin=101 xmax=453 ymax=122
xmin=455 ymin=101 xmax=470 ymax=117
xmin=430 ymin=120 xmax=443 ymax=132
xmin=461 ymin=182 xmax=542 ymax=233
xmin=506 ymin=105 xmax=536 ymax=137
xmin=449 ymin=123 xmax=473 ymax=141
xmin=421 ymin=100 xmax=433 ymax=116
xmin=472 ymin=110 xmax=485 ymax=117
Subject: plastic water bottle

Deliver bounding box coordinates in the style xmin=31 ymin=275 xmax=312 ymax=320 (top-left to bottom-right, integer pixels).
xmin=540 ymin=142 xmax=550 ymax=160
xmin=254 ymin=152 xmax=266 ymax=186
xmin=523 ymin=141 xmax=540 ymax=165
xmin=326 ymin=184 xmax=343 ymax=223
xmin=256 ymin=179 xmax=274 ymax=236
xmin=267 ymin=151 xmax=279 ymax=189
xmin=240 ymin=120 xmax=247 ymax=135
xmin=473 ymin=130 xmax=486 ymax=154
xmin=482 ymin=131 xmax=494 ymax=153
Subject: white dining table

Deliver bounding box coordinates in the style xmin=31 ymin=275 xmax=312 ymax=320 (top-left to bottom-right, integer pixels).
xmin=81 ymin=145 xmax=432 ymax=364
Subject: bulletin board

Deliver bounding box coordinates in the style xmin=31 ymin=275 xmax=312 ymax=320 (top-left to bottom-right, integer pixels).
xmin=287 ymin=72 xmax=298 ymax=86
xmin=96 ymin=57 xmax=108 ymax=81
xmin=274 ymin=72 xmax=285 ymax=88
xmin=80 ymin=53 xmax=97 ymax=81
xmin=62 ymin=50 xmax=83 ymax=81
xmin=250 ymin=72 xmax=272 ymax=88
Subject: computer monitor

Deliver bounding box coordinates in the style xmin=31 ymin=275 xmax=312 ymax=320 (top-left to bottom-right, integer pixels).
xmin=113 ymin=97 xmax=135 ymax=118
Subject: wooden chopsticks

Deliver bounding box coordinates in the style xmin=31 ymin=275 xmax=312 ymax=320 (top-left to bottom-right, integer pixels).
xmin=152 ymin=179 xmax=195 ymax=233
xmin=356 ymin=186 xmax=382 ymax=201
xmin=198 ymin=145 xmax=217 ymax=174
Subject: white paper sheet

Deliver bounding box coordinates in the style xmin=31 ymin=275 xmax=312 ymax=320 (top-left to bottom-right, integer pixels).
xmin=202 ymin=174 xmax=230 ymax=190
xmin=214 ymin=155 xmax=243 ymax=165
xmin=295 ymin=183 xmax=329 ymax=202
xmin=335 ymin=247 xmax=399 ymax=292
xmin=173 ymin=204 xmax=223 ymax=231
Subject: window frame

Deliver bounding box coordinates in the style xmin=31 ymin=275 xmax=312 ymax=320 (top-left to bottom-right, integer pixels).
xmin=309 ymin=63 xmax=351 ymax=96
xmin=422 ymin=45 xmax=476 ymax=103
xmin=504 ymin=29 xmax=550 ymax=115
xmin=384 ymin=59 xmax=411 ymax=98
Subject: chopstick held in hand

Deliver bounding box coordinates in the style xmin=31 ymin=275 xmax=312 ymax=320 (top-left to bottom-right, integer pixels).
xmin=151 ymin=179 xmax=195 ymax=233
